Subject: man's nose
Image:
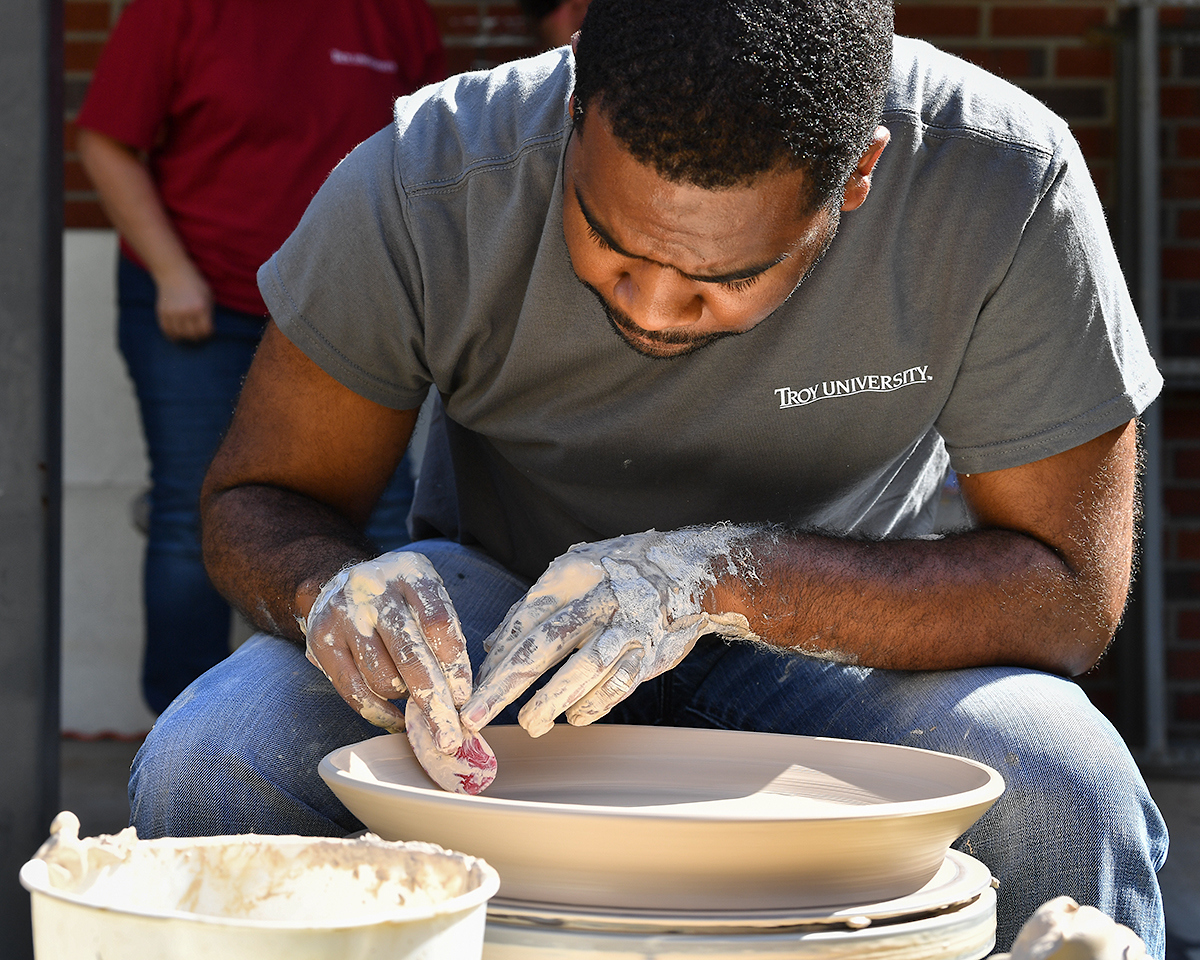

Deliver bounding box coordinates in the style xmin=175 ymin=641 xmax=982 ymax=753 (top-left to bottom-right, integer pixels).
xmin=612 ymin=263 xmax=702 ymax=330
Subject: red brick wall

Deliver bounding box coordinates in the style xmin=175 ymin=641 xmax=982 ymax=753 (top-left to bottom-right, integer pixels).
xmin=1167 ymin=389 xmax=1200 ymax=737
xmin=896 ymin=1 xmax=1118 ymax=205
xmin=1156 ymin=8 xmax=1200 ymax=743
xmin=63 ymin=0 xmax=122 ymax=228
xmin=1165 ymin=385 xmax=1200 ymax=741
xmin=431 ymin=3 xmax=540 ymax=76
xmin=63 ymin=0 xmax=1200 ymax=742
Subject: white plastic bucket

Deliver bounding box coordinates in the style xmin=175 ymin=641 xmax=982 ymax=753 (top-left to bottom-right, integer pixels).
xmin=21 ymin=812 xmax=500 ymax=960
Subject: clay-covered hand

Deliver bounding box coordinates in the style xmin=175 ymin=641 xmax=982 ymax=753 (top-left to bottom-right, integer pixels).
xmin=460 ymin=526 xmax=758 ymax=738
xmin=989 ymin=896 xmax=1148 ymax=960
xmin=302 ymin=551 xmax=473 ymax=754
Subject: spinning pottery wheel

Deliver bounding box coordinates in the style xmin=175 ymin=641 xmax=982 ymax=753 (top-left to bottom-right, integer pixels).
xmin=321 ymin=726 xmax=1006 ymax=959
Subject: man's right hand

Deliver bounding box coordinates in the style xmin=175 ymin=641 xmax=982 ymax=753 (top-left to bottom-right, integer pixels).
xmin=301 ymin=550 xmax=474 ymax=753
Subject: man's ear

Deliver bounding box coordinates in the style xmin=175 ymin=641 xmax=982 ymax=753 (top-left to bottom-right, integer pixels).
xmin=841 ymin=126 xmax=891 ymax=212
xmin=568 ymin=34 xmax=581 ymax=124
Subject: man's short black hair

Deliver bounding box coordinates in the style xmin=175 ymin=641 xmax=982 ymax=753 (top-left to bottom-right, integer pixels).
xmin=572 ymin=0 xmax=893 ymax=208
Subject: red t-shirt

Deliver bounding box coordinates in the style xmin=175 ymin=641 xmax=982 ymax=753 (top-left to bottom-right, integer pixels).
xmin=77 ymin=0 xmax=446 ymax=314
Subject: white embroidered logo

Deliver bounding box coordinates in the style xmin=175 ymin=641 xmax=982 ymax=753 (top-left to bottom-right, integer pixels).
xmin=330 ymin=49 xmax=398 ymax=74
xmin=775 ymin=365 xmax=933 ymax=409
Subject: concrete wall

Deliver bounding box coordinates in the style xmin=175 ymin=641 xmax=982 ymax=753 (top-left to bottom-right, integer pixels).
xmin=62 ymin=229 xmax=155 ymax=735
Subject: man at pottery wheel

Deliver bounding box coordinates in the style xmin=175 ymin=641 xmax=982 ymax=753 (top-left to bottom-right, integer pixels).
xmin=130 ymin=0 xmax=1168 ymax=953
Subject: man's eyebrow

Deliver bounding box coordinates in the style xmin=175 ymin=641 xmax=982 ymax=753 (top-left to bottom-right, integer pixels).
xmin=574 ymin=185 xmax=790 ymax=284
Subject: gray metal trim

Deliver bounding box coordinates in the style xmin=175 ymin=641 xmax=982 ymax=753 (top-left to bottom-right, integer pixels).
xmin=0 ymin=0 xmax=64 ymax=955
xmin=1136 ymin=3 xmax=1169 ymax=764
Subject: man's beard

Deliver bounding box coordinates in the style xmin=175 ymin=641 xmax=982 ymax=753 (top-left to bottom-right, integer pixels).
xmin=575 ymin=208 xmax=840 ymax=360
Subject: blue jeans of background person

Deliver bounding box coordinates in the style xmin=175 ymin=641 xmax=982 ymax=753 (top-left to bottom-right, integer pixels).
xmin=129 ymin=538 xmax=1168 ymax=956
xmin=117 ymin=256 xmax=416 ymax=714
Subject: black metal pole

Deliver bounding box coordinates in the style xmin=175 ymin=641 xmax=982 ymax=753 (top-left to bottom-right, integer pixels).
xmin=0 ymin=0 xmax=64 ymax=954
xmin=1135 ymin=1 xmax=1168 ymax=765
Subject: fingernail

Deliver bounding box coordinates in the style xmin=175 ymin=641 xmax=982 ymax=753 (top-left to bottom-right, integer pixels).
xmin=460 ymin=700 xmax=487 ymax=729
xmin=434 ymin=721 xmax=464 ymax=755
xmin=524 ymin=717 xmax=553 ymax=738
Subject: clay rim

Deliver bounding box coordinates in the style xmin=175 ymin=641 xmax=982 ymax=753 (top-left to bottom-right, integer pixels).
xmin=319 ymin=729 xmax=1007 ymax=823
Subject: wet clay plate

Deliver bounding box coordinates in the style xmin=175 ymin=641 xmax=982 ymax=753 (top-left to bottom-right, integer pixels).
xmin=319 ymin=725 xmax=1004 ymax=911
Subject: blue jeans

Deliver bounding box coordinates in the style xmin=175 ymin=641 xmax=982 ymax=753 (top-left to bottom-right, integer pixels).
xmin=130 ymin=538 xmax=1168 ymax=955
xmin=117 ymin=257 xmax=416 ymax=713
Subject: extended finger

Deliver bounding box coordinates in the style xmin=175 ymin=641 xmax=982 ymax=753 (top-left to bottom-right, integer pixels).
xmin=563 ymin=646 xmax=646 ymax=727
xmin=479 ymin=556 xmax=607 ymax=667
xmin=478 ymin=576 xmax=615 ymax=689
xmin=305 ymin=611 xmax=406 ymax=733
xmin=475 ymin=585 xmax=614 ymax=691
xmin=461 ymin=591 xmax=617 ymax=731
xmin=384 ymin=553 xmax=473 ymax=707
xmin=516 ymin=638 xmax=642 ymax=738
xmin=373 ymin=605 xmax=464 ymax=754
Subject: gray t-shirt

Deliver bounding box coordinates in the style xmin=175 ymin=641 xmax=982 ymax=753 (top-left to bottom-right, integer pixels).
xmin=260 ymin=37 xmax=1161 ymax=581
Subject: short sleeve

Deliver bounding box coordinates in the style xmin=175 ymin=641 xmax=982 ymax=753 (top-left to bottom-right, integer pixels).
xmin=935 ymin=136 xmax=1161 ymax=474
xmin=257 ymin=128 xmax=434 ymax=411
xmin=75 ymin=0 xmax=181 ymax=151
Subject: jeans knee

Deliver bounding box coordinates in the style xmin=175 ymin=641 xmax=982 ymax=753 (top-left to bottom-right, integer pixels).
xmin=936 ymin=672 xmax=1166 ymax=954
xmin=128 ymin=716 xmax=200 ymax=839
xmin=130 ymin=708 xmax=352 ymax=839
xmin=129 ymin=635 xmax=384 ymax=838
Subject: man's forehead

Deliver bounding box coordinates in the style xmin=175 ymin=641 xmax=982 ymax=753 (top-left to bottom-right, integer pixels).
xmin=566 ymin=118 xmax=822 ymax=279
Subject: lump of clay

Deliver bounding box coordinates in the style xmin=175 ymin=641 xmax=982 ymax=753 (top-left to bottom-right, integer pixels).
xmin=32 ymin=811 xmax=139 ymax=890
xmin=405 ymin=697 xmax=497 ymax=795
xmin=990 ymin=896 xmax=1148 ymax=960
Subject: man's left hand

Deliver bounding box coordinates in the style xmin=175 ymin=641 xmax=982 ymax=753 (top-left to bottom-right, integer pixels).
xmin=460 ymin=527 xmax=757 ymax=737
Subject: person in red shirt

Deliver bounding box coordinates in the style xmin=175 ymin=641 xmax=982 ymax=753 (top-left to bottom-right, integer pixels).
xmin=76 ymin=0 xmax=447 ymax=714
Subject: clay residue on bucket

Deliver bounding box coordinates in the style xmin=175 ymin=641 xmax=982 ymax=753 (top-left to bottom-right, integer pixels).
xmin=28 ymin=811 xmax=494 ymax=925
xmin=32 ymin=812 xmax=140 ymax=889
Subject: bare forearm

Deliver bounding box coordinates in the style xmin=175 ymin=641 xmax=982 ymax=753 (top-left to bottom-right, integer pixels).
xmin=79 ymin=128 xmax=215 ymax=339
xmin=197 ymin=324 xmax=421 ymax=640
xmin=201 ymin=485 xmax=379 ymax=642
xmin=77 ymin=128 xmax=193 ymax=279
xmin=708 ymin=525 xmax=1122 ymax=676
